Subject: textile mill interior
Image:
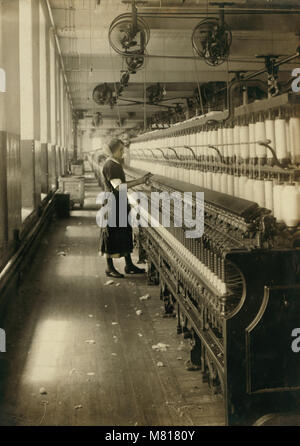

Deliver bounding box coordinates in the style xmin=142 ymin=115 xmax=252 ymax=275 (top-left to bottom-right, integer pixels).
xmin=1 ymin=0 xmax=300 ymax=427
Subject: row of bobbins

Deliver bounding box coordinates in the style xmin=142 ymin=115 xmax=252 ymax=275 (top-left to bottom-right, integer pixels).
xmin=130 ymin=157 xmax=300 ymax=228
xmin=130 ymin=106 xmax=300 ymax=227
xmin=133 ymin=106 xmax=300 ymax=164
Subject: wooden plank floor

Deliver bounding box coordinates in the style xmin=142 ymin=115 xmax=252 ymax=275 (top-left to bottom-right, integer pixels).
xmin=0 ymin=173 xmax=225 ymax=426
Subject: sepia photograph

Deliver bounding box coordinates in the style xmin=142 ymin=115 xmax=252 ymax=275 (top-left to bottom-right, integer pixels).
xmin=0 ymin=0 xmax=300 ymax=431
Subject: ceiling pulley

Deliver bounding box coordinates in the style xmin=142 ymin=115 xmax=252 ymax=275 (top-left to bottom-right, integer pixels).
xmin=108 ymin=1 xmax=150 ymax=57
xmin=192 ymin=4 xmax=232 ymax=66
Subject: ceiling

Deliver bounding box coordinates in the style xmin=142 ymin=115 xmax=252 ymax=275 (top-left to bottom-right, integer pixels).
xmin=49 ymin=0 xmax=300 ymax=140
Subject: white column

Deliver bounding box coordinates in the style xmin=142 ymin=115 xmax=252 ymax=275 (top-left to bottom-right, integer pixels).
xmin=39 ymin=1 xmax=49 ymax=193
xmin=2 ymin=0 xmax=22 ymax=238
xmin=0 ymin=0 xmax=5 ymax=133
xmin=56 ymin=58 xmax=61 ymax=148
xmin=0 ymin=0 xmax=7 ymax=254
xmin=32 ymin=0 xmax=41 ymax=204
xmin=49 ymin=31 xmax=57 ymax=188
xmin=39 ymin=1 xmax=47 ymax=145
xmin=19 ymin=0 xmax=35 ymax=212
xmin=50 ymin=33 xmax=56 ymax=146
xmin=60 ymin=71 xmax=65 ymax=148
xmin=0 ymin=1 xmax=5 ymax=132
xmin=20 ymin=0 xmax=34 ymax=140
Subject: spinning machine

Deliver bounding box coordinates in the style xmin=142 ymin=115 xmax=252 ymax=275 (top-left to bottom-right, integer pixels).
xmin=124 ymin=91 xmax=300 ymax=426
xmin=88 ymin=2 xmax=300 ymax=425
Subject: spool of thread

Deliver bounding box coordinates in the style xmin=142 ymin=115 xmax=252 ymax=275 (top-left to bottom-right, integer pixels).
xmin=233 ymin=176 xmax=239 ymax=197
xmin=174 ymin=135 xmax=179 ymax=149
xmin=181 ymin=166 xmax=185 ymax=182
xmin=212 ymin=173 xmax=217 ymax=191
xmin=248 ymin=122 xmax=256 ymax=158
xmin=217 ymin=128 xmax=223 ymax=158
xmin=172 ymin=163 xmax=175 ymax=179
xmin=175 ymin=164 xmax=179 ymax=181
xmin=173 ymin=163 xmax=178 ymax=180
xmin=244 ymin=176 xmax=252 ymax=200
xmin=274 ymin=118 xmax=288 ymax=161
xmin=255 ymin=121 xmax=267 ymax=158
xmin=198 ymin=170 xmax=204 ymax=187
xmin=184 ymin=167 xmax=190 ymax=183
xmin=193 ymin=169 xmax=198 ymax=187
xmin=264 ymin=180 xmax=274 ymax=211
xmin=210 ymin=130 xmax=215 ymax=161
xmin=222 ymin=127 xmax=228 ymax=158
xmin=203 ymin=131 xmax=208 ymax=160
xmin=281 ymin=184 xmax=300 ymax=227
xmin=273 ymin=183 xmax=284 ymax=222
xmin=237 ymin=176 xmax=243 ymax=198
xmin=253 ymin=179 xmax=265 ymax=207
xmin=289 ymin=116 xmax=300 ymax=164
xmin=203 ymin=171 xmax=207 ymax=188
xmin=233 ymin=124 xmax=240 ymax=160
xmin=240 ymin=125 xmax=250 ymax=160
xmin=194 ymin=132 xmax=200 ymax=158
xmin=285 ymin=120 xmax=292 ymax=161
xmin=227 ymin=174 xmax=234 ymax=195
xmin=206 ymin=171 xmax=213 ymax=189
xmin=187 ymin=167 xmax=191 ymax=183
xmin=191 ymin=133 xmax=195 ymax=148
xmin=196 ymin=169 xmax=201 ymax=186
xmin=190 ymin=168 xmax=195 ymax=186
xmin=220 ymin=173 xmax=227 ymax=194
xmin=196 ymin=132 xmax=202 ymax=158
xmin=212 ymin=129 xmax=218 ymax=148
xmin=218 ymin=173 xmax=223 ymax=192
xmin=227 ymin=127 xmax=234 ymax=159
xmin=215 ymin=173 xmax=221 ymax=192
xmin=239 ymin=176 xmax=247 ymax=200
xmin=265 ymin=119 xmax=276 ymax=161
xmin=201 ymin=131 xmax=206 ymax=159
xmin=184 ymin=134 xmax=188 ymax=147
xmin=249 ymin=179 xmax=256 ymax=202
xmin=207 ymin=130 xmax=212 ymax=160
xmin=187 ymin=133 xmax=192 ymax=150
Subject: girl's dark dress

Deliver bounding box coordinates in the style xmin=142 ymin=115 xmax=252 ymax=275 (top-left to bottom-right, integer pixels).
xmin=98 ymin=158 xmax=133 ymax=258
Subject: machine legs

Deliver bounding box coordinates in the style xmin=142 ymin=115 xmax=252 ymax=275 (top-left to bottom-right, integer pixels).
xmin=147 ymin=261 xmax=160 ymax=285
xmin=160 ymin=282 xmax=176 ymax=318
xmin=142 ymin=241 xmax=223 ymax=399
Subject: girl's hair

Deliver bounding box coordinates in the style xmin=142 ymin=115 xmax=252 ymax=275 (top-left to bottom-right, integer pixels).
xmin=108 ymin=138 xmax=123 ymax=155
